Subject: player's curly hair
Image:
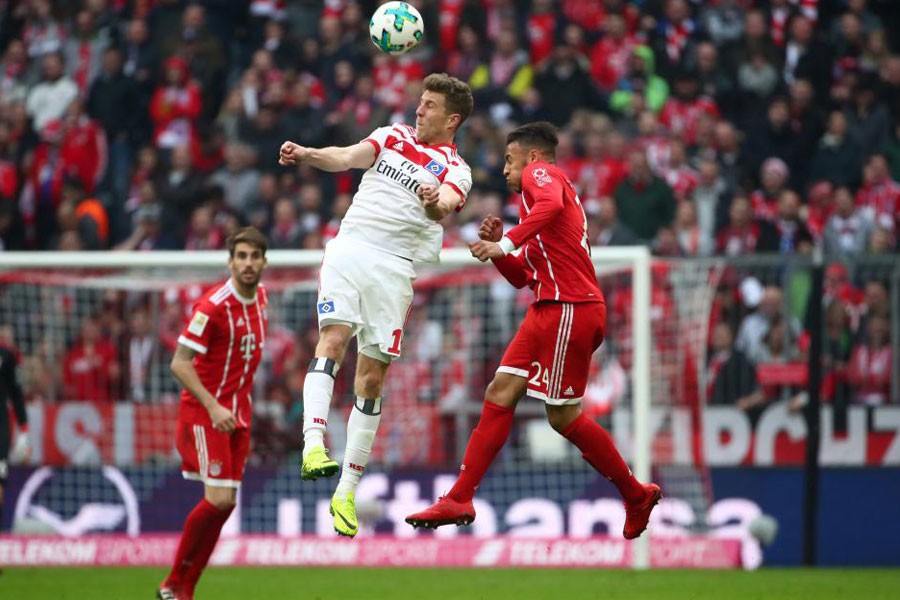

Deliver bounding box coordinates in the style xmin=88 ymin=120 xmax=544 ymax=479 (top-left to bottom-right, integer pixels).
xmin=506 ymin=122 xmax=559 ymax=159
xmin=423 ymin=73 xmax=474 ymax=130
xmin=228 ymin=227 xmax=268 ymax=257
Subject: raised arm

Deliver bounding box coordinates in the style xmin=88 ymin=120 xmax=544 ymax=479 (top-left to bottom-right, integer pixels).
xmin=279 ymin=140 xmax=377 ymax=172
xmin=502 ymin=174 xmax=564 ymax=250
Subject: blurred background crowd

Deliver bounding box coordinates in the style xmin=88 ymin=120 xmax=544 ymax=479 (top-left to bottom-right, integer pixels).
xmin=0 ymin=0 xmax=898 ymax=464
xmin=0 ymin=0 xmax=898 ymax=256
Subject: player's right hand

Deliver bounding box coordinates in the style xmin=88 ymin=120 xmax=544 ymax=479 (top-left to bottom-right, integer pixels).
xmin=279 ymin=141 xmax=304 ymax=166
xmin=478 ymin=215 xmax=503 ymax=242
xmin=208 ymin=404 xmax=237 ymax=434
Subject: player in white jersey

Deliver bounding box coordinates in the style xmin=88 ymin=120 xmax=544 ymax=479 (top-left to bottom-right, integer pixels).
xmin=279 ymin=73 xmax=473 ymax=537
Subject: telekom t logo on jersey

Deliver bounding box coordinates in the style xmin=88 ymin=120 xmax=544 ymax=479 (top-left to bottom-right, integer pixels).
xmin=239 ymin=333 xmax=257 ymax=361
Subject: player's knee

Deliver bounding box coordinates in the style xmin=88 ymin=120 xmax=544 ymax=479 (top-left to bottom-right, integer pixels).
xmin=546 ymin=405 xmax=579 ymax=433
xmin=205 ymin=488 xmax=236 ymax=511
xmin=211 ymin=498 xmax=236 ymax=511
xmin=484 ymin=378 xmax=517 ymax=408
xmin=207 ymin=495 xmax=236 ymax=511
xmin=318 ymin=327 xmax=351 ymax=362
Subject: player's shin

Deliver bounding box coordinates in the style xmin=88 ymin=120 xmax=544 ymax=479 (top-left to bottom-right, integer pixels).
xmin=163 ymin=499 xmax=229 ymax=592
xmin=562 ymin=413 xmax=645 ymax=504
xmin=335 ymin=396 xmax=382 ymax=497
xmin=183 ymin=502 xmax=233 ymax=595
xmin=447 ymin=401 xmax=515 ymax=503
xmin=302 ymin=358 xmax=339 ymax=454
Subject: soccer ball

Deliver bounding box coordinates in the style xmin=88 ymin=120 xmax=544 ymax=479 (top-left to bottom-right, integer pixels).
xmin=369 ymin=1 xmax=424 ymax=56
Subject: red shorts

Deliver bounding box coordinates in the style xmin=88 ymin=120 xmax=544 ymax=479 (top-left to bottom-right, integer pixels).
xmin=498 ymin=301 xmax=606 ymax=404
xmin=176 ymin=421 xmax=250 ymax=488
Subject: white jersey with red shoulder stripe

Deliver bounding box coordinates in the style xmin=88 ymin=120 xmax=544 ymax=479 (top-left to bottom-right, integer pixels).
xmin=339 ymin=123 xmax=472 ymax=263
xmin=176 ymin=279 xmax=268 ymax=428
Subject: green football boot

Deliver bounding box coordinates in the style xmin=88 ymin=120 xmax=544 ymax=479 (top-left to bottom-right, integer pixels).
xmin=300 ymin=447 xmax=339 ymax=481
xmin=330 ymin=491 xmax=359 ymax=538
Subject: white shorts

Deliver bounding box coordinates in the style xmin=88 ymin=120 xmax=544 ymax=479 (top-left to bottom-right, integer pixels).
xmin=317 ymin=235 xmax=415 ymax=363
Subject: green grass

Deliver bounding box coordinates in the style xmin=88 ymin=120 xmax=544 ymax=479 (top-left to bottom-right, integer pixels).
xmin=3 ymin=567 xmax=899 ymax=600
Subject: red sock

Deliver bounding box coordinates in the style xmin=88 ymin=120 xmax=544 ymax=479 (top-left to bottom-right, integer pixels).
xmin=447 ymin=401 xmax=515 ymax=503
xmin=164 ymin=499 xmax=232 ymax=593
xmin=563 ymin=414 xmax=645 ymax=504
xmin=183 ymin=502 xmax=233 ymax=596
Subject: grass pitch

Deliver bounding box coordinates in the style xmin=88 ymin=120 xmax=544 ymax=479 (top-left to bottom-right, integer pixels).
xmin=3 ymin=567 xmax=899 ymax=599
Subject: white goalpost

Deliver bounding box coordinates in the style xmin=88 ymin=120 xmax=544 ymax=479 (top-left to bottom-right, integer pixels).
xmin=0 ymin=247 xmax=666 ymax=568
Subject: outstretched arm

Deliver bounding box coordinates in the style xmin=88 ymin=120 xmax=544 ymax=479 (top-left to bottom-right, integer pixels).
xmin=279 ymin=140 xmax=377 ymax=172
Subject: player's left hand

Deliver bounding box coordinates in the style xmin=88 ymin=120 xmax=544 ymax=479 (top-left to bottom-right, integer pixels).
xmin=469 ymin=240 xmax=505 ymax=262
xmin=418 ymin=184 xmax=439 ymax=207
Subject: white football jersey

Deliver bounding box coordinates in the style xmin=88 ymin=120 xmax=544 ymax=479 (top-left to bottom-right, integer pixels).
xmin=336 ymin=123 xmax=472 ymax=263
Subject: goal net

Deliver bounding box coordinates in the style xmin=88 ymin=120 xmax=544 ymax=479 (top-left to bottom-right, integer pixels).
xmin=0 ymin=248 xmax=732 ymax=568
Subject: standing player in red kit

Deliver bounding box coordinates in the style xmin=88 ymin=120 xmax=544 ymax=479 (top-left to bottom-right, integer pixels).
xmin=158 ymin=227 xmax=269 ymax=600
xmin=406 ymin=122 xmax=661 ymax=539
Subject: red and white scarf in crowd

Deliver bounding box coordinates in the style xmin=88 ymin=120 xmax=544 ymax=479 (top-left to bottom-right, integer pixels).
xmin=666 ymin=19 xmax=694 ymax=62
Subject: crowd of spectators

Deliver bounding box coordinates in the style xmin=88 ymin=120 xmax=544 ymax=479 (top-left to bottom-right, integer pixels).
xmin=0 ymin=1 xmax=897 ymax=460
xmin=0 ymin=0 xmax=897 ymax=257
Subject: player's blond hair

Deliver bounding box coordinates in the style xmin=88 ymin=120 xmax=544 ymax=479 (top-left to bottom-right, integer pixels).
xmin=423 ymin=73 xmax=474 ymax=130
xmin=228 ymin=227 xmax=268 ymax=257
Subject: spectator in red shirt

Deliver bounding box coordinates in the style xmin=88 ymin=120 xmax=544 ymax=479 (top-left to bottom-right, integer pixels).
xmin=856 ymin=153 xmax=900 ymax=233
xmin=60 ymin=98 xmax=107 ymax=195
xmin=589 ymin=13 xmax=635 ymax=93
xmin=63 ymin=317 xmax=121 ymax=402
xmin=751 ymin=157 xmax=790 ymax=222
xmin=268 ymin=196 xmax=303 ymax=249
xmin=579 ymin=131 xmax=627 ymax=202
xmin=150 ymin=55 xmax=202 ymax=150
xmin=659 ymin=70 xmax=720 ymax=147
xmin=846 ymin=312 xmax=893 ymax=405
xmin=716 ymin=194 xmax=765 ymax=256
xmin=661 ymin=138 xmax=698 ymax=203
xmin=527 ymin=0 xmax=558 ymax=65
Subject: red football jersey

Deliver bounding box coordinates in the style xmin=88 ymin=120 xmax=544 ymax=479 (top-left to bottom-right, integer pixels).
xmin=176 ymin=279 xmax=269 ymax=428
xmin=496 ymin=161 xmax=604 ymax=304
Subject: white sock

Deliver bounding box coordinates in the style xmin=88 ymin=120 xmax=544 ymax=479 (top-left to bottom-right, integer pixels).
xmin=302 ymin=357 xmax=339 ymax=457
xmin=335 ymin=396 xmax=382 ymax=497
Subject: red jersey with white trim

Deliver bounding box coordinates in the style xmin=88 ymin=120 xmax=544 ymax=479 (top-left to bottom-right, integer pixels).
xmin=176 ymin=279 xmax=268 ymax=428
xmin=339 ymin=123 xmax=472 ymax=263
xmin=495 ymin=162 xmax=604 ymax=304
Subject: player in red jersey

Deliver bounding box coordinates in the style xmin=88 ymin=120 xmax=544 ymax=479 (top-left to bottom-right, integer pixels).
xmin=406 ymin=122 xmax=661 ymax=539
xmin=158 ymin=227 xmax=269 ymax=600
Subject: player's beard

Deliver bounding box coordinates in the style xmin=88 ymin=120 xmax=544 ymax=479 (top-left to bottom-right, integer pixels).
xmin=236 ymin=269 xmax=262 ymax=290
xmin=241 ymin=270 xmax=261 ymax=286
